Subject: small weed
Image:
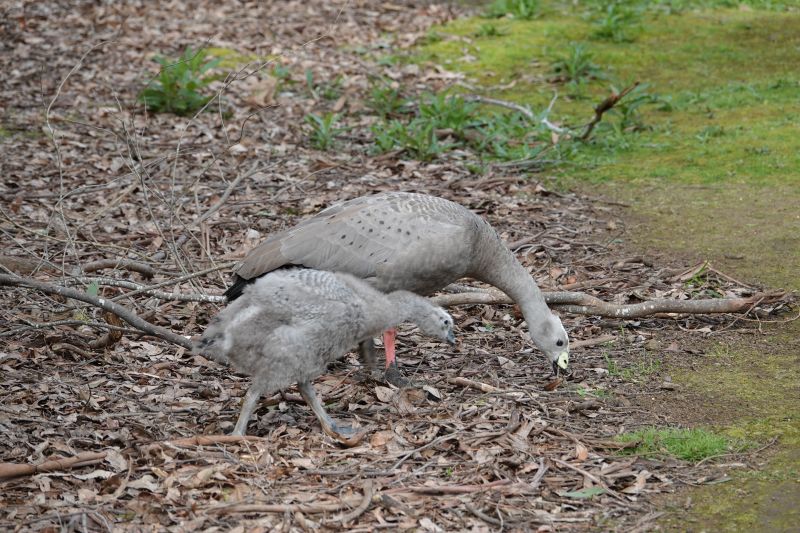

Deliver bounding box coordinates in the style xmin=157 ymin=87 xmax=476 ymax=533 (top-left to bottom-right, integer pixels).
xmin=372 ymin=118 xmax=448 ymax=161
xmin=592 ymin=2 xmax=641 ymax=43
xmin=420 ymin=31 xmax=445 ymax=45
xmin=551 ymin=43 xmax=605 ymax=87
xmin=368 ymin=82 xmax=407 ymax=118
xmin=485 ymin=0 xmax=539 ymax=20
xmin=617 ymin=427 xmax=730 ymax=462
xmin=576 ymin=387 xmax=610 ymax=399
xmin=271 ymin=64 xmax=292 ymax=83
xmin=604 ymin=351 xmax=661 ymax=382
xmin=305 ymin=112 xmax=342 ymax=150
xmin=139 ymin=47 xmax=221 ymax=116
xmin=418 ymin=93 xmax=479 ymax=138
xmin=604 ymin=352 xmax=622 ymax=377
xmin=696 ymin=125 xmax=725 ymax=144
xmin=609 ymin=83 xmax=666 ymax=132
xmin=475 ymin=23 xmax=507 ymax=38
xmin=305 ymin=70 xmax=343 ymax=101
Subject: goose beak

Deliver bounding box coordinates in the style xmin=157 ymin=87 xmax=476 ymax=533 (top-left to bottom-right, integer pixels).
xmin=552 ymin=351 xmax=569 ymax=376
xmin=446 ymin=330 xmax=456 ymax=345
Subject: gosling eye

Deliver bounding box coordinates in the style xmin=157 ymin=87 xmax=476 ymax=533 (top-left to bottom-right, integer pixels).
xmin=556 ymin=339 xmax=564 ymax=347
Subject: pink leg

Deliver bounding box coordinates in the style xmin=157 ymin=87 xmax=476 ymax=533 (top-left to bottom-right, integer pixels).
xmin=383 ymin=328 xmax=397 ymax=369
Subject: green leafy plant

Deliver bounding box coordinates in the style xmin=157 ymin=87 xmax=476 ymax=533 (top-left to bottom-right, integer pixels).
xmin=551 ymin=43 xmax=605 ymax=87
xmin=138 ymin=47 xmax=221 ymax=116
xmin=418 ymin=93 xmax=479 ymax=138
xmin=610 ymin=83 xmax=667 ymax=132
xmin=485 ymin=0 xmax=539 ymax=20
xmin=371 ymin=118 xmax=448 ymax=161
xmin=592 ymin=2 xmax=641 ymax=43
xmin=305 ymin=112 xmax=342 ymax=150
xmin=368 ymin=82 xmax=407 ymax=118
xmin=305 ymin=70 xmax=343 ymax=101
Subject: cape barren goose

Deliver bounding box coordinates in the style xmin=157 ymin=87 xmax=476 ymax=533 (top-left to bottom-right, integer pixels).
xmin=195 ymin=268 xmax=455 ymax=444
xmin=226 ymin=192 xmax=570 ymax=381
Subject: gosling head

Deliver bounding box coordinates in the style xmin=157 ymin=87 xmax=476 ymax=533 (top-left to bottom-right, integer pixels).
xmin=418 ymin=306 xmax=456 ymax=345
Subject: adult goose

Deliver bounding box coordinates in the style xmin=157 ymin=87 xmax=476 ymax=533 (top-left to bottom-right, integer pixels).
xmin=196 ymin=268 xmax=455 ymax=443
xmin=225 ymin=192 xmax=569 ymax=381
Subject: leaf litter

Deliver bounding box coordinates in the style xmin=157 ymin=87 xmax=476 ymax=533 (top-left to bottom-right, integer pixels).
xmin=0 ymin=1 xmax=794 ymax=531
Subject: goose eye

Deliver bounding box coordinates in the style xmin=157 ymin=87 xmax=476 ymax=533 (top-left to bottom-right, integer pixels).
xmin=556 ymin=339 xmax=564 ymax=347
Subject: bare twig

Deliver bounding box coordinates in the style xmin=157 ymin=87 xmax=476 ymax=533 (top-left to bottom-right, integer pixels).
xmin=135 ymin=434 xmax=268 ymax=454
xmin=0 ymin=273 xmax=192 ymax=350
xmin=194 ymin=162 xmax=261 ymax=227
xmin=0 ymin=451 xmax=107 ymax=481
xmin=465 ymin=503 xmax=503 ymax=526
xmin=462 ymin=94 xmax=566 ymax=134
xmin=109 ymin=263 xmax=233 ymax=302
xmin=69 ymin=276 xmax=224 ymax=303
xmin=446 ymin=376 xmax=501 ymax=393
xmin=386 ymin=479 xmax=512 ymax=495
xmin=580 ymin=82 xmax=640 ymax=141
xmin=323 ymin=481 xmax=375 ymax=525
xmin=75 ymin=259 xmax=157 ymax=278
xmin=212 ymin=498 xmax=361 ymax=515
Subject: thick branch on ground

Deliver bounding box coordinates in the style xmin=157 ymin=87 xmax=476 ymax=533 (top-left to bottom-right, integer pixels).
xmin=580 ymin=82 xmax=640 ymax=141
xmin=0 ymin=273 xmax=193 ymax=350
xmin=431 ymin=289 xmax=787 ymax=319
xmin=0 ymin=451 xmax=107 ymax=481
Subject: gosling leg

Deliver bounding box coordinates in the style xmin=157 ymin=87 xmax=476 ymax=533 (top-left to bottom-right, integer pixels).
xmin=298 ymin=380 xmax=365 ymax=447
xmin=358 ymin=338 xmax=378 ymax=374
xmin=232 ymin=382 xmax=267 ymax=436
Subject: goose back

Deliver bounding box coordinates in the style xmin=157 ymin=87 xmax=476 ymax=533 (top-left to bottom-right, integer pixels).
xmin=227 ymin=192 xmax=484 ymax=299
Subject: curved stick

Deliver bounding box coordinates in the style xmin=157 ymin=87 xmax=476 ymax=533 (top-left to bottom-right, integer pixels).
xmin=0 ymin=273 xmax=192 ymax=350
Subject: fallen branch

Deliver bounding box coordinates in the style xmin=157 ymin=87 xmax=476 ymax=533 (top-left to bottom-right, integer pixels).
xmin=431 ymin=289 xmax=787 ymax=319
xmin=0 ymin=273 xmax=193 ymax=350
xmin=135 ymin=434 xmax=268 ymax=454
xmin=465 ymin=503 xmax=503 ymax=527
xmin=0 ymin=451 xmax=107 ymax=481
xmin=75 ymin=259 xmax=157 ymax=278
xmin=386 ymin=479 xmax=511 ymax=495
xmin=323 ymin=480 xmax=375 ymax=525
xmin=446 ymin=376 xmax=501 ymax=394
xmin=212 ymin=497 xmax=361 ymax=515
xmin=70 ymin=276 xmax=224 ymax=303
xmin=580 ymin=82 xmax=640 ymax=141
xmin=462 ymin=94 xmax=566 ymax=134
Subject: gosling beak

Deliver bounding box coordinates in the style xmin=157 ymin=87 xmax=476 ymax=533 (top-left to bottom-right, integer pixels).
xmin=446 ymin=330 xmax=456 ymax=345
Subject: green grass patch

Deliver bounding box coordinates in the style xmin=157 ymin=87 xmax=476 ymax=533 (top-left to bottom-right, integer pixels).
xmin=618 ymin=427 xmax=731 ymax=461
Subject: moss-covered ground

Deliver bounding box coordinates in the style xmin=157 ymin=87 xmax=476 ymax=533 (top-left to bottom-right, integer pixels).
xmin=418 ymin=1 xmax=799 ymax=529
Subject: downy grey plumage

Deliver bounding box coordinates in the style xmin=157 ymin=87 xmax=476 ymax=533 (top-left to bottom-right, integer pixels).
xmin=225 ymin=192 xmax=569 ymax=375
xmin=196 ymin=268 xmax=455 ymax=442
